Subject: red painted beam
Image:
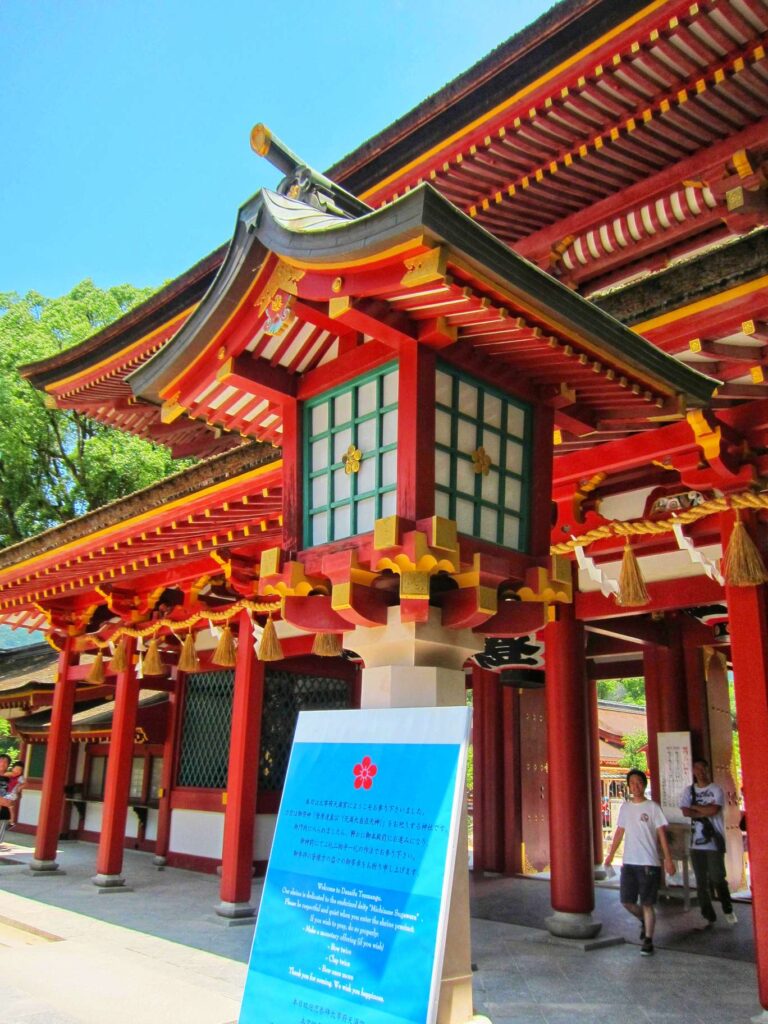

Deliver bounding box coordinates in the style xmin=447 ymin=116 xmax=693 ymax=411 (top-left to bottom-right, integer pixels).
xmin=217 ymin=355 xmax=297 ymax=405
xmin=586 ymin=614 xmax=668 ymax=647
xmin=516 ymin=116 xmax=768 ymax=268
xmin=576 ymin=575 xmax=723 ymax=620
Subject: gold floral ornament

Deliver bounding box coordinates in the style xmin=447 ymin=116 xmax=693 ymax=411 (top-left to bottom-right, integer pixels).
xmin=264 ymin=290 xmax=295 ymax=337
xmin=342 ymin=445 xmax=363 ymax=475
xmin=472 ymin=446 xmax=492 ymax=476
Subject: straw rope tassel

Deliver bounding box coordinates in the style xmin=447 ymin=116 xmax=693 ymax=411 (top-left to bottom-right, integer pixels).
xmin=109 ymin=638 xmax=128 ymax=673
xmin=212 ymin=623 xmax=238 ymax=667
xmin=617 ymin=540 xmax=650 ymax=606
xmin=86 ymin=649 xmax=105 ymax=684
xmin=143 ymin=637 xmax=165 ymax=676
xmin=258 ymin=614 xmax=283 ymax=662
xmin=178 ymin=631 xmax=200 ymax=673
xmin=312 ymin=632 xmax=343 ymax=657
xmin=723 ymin=510 xmax=768 ymax=586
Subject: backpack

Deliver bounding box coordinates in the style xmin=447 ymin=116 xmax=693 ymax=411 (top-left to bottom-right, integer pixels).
xmin=689 ymin=785 xmax=726 ymax=853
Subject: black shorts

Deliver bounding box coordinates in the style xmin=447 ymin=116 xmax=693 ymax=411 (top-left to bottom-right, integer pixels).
xmin=620 ymin=864 xmax=661 ymax=906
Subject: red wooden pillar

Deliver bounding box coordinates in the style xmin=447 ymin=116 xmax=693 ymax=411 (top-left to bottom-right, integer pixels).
xmin=93 ymin=637 xmax=138 ymax=889
xmin=725 ymin=512 xmax=768 ymax=1010
xmin=471 ymin=666 xmax=504 ymax=874
xmin=681 ymin=620 xmax=709 ymax=761
xmin=397 ymin=342 xmax=435 ymax=522
xmin=501 ymin=685 xmax=522 ymax=876
xmin=281 ymin=397 xmax=302 ymax=552
xmin=218 ymin=611 xmax=265 ymax=919
xmin=152 ymin=680 xmax=181 ymax=866
xmin=588 ymin=677 xmax=605 ymax=872
xmin=544 ymin=602 xmax=600 ymax=938
xmin=657 ymin=618 xmax=687 ymax=733
xmin=31 ymin=636 xmax=78 ymax=872
xmin=643 ymin=644 xmax=663 ymax=803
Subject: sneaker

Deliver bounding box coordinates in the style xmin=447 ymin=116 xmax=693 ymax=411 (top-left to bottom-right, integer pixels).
xmin=639 ymin=923 xmax=646 ymax=942
xmin=695 ymin=918 xmax=714 ymax=931
xmin=725 ymin=911 xmax=738 ymax=925
xmin=641 ymin=938 xmax=654 ymax=956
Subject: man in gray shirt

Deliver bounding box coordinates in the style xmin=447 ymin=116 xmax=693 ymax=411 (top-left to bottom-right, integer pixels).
xmin=680 ymin=757 xmax=737 ymax=928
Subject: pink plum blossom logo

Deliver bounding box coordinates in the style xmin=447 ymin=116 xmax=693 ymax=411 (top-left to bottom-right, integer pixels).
xmin=353 ymin=755 xmax=378 ymax=790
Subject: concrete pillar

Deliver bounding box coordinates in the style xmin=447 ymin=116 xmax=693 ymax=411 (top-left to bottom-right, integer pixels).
xmin=347 ymin=607 xmax=479 ymax=1024
xmin=217 ymin=611 xmax=265 ymax=921
xmin=544 ymin=602 xmax=600 ymax=939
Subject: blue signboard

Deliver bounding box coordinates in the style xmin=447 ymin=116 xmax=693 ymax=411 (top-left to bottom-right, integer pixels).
xmin=239 ymin=706 xmax=470 ymax=1024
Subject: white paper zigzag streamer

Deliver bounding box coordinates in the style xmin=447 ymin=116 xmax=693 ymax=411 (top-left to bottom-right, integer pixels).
xmin=672 ymin=520 xmax=724 ymax=585
xmin=574 ymin=544 xmax=619 ymax=598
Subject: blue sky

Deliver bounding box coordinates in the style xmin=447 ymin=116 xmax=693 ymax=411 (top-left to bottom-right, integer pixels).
xmin=1 ymin=1 xmax=554 ymax=299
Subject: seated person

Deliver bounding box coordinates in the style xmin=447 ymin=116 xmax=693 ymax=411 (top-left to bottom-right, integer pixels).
xmin=0 ymin=761 xmax=24 ymax=827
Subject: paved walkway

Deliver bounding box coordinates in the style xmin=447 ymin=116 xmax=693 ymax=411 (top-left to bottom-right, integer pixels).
xmin=0 ymin=836 xmax=762 ymax=1023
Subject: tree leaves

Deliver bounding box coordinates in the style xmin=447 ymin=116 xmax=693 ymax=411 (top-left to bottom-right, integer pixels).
xmin=0 ymin=280 xmax=190 ymax=548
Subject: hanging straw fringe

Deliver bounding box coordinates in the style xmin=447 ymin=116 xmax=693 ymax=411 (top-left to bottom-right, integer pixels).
xmin=178 ymin=632 xmax=200 ymax=673
xmin=109 ymin=638 xmax=129 ymax=673
xmin=258 ymin=615 xmax=283 ymax=662
xmin=617 ymin=540 xmax=649 ymax=606
xmin=85 ymin=650 xmax=105 ymax=684
xmin=143 ymin=637 xmax=165 ymax=676
xmin=723 ymin=511 xmax=768 ymax=586
xmin=212 ymin=624 xmax=238 ymax=667
xmin=312 ymin=632 xmax=342 ymax=657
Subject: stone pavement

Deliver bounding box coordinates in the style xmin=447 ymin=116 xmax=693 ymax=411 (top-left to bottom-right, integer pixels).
xmin=0 ymin=836 xmax=762 ymax=1023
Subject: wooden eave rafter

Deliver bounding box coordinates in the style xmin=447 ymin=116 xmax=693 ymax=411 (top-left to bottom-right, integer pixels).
xmin=14 ymin=690 xmax=168 ymax=741
xmin=0 ymin=459 xmax=284 ymax=622
xmin=516 ymin=115 xmax=768 ymax=276
xmin=349 ymin=2 xmax=768 ymax=246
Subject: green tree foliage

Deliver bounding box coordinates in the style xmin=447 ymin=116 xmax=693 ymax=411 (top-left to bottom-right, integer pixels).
xmin=597 ymin=676 xmax=646 ymax=705
xmin=0 ymin=280 xmax=187 ymax=548
xmin=619 ymin=730 xmax=649 ymax=773
xmin=0 ymin=719 xmax=19 ymax=762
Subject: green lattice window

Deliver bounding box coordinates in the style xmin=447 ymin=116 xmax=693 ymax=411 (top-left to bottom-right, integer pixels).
xmin=434 ymin=364 xmax=531 ymax=550
xmin=27 ymin=744 xmax=47 ymax=779
xmin=176 ymin=670 xmax=234 ymax=789
xmin=304 ymin=364 xmax=398 ymax=546
xmin=259 ymin=670 xmax=352 ymax=791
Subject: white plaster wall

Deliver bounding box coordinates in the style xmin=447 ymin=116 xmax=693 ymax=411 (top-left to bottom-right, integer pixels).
xmin=84 ymin=801 xmax=104 ymax=834
xmin=254 ymin=813 xmax=277 ymax=861
xmin=18 ymin=788 xmax=40 ymax=827
xmin=598 ymin=487 xmax=655 ymax=522
xmin=169 ymin=809 xmax=224 ymax=860
xmin=145 ymin=808 xmax=158 ymax=842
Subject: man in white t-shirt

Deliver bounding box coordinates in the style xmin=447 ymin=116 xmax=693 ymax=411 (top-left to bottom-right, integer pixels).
xmin=604 ymin=768 xmax=675 ymax=956
xmin=680 ymin=757 xmax=737 ymax=929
